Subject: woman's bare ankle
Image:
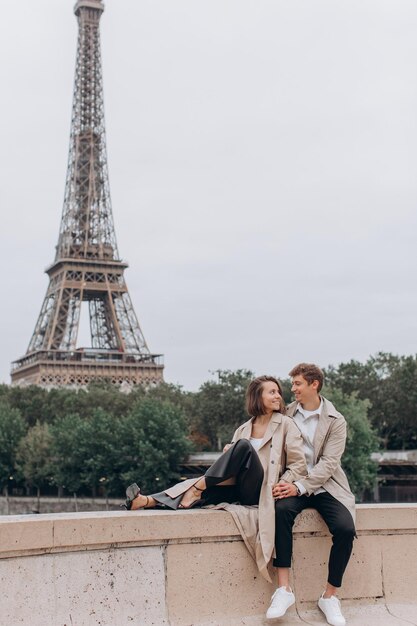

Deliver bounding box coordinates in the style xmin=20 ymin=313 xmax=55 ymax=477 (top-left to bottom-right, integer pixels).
xmin=194 ymin=478 xmax=206 ymax=491
xmin=180 ymin=485 xmax=203 ymax=508
xmin=131 ymin=494 xmax=153 ymax=510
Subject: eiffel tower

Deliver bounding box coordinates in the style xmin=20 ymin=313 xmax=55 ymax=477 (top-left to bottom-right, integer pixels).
xmin=11 ymin=0 xmax=163 ymax=388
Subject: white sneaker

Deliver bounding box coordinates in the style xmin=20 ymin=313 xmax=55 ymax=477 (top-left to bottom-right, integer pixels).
xmin=318 ymin=594 xmax=346 ymax=626
xmin=266 ymin=586 xmax=295 ymax=619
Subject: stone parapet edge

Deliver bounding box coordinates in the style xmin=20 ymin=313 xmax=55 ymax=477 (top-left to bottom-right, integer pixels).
xmin=0 ymin=503 xmax=416 ymax=560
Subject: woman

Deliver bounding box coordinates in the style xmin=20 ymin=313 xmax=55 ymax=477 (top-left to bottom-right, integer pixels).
xmin=124 ymin=375 xmax=307 ymax=581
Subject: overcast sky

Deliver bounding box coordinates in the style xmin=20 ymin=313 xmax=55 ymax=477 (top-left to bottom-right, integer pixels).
xmin=1 ymin=1 xmax=416 ymax=390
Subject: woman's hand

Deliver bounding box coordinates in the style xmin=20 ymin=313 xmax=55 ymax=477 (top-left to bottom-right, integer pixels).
xmin=272 ymin=481 xmax=298 ymax=499
xmin=223 ymin=443 xmax=233 ymax=453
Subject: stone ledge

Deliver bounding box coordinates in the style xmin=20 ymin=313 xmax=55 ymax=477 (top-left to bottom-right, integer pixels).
xmin=0 ymin=504 xmax=416 ymax=625
xmin=1 ymin=504 xmax=416 ymax=557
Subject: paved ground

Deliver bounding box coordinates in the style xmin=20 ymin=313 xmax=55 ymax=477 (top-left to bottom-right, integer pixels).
xmin=196 ymin=600 xmax=417 ymax=626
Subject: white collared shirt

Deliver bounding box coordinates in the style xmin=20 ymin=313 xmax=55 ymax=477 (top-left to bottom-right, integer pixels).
xmin=293 ymin=400 xmax=325 ymax=496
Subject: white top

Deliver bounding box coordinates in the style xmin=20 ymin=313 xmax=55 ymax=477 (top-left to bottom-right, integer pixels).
xmin=249 ymin=437 xmax=263 ymax=451
xmin=293 ymin=400 xmax=325 ymax=496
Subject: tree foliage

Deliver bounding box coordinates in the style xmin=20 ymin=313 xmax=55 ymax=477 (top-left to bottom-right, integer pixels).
xmin=49 ymin=414 xmax=86 ymax=494
xmin=323 ymin=387 xmax=378 ymax=497
xmin=117 ymin=399 xmax=192 ymax=493
xmin=0 ymin=400 xmax=27 ymax=493
xmin=16 ymin=421 xmax=53 ymax=491
xmin=325 ymin=352 xmax=417 ymax=449
xmin=45 ymin=399 xmax=191 ymax=497
xmin=191 ymin=369 xmax=253 ymax=450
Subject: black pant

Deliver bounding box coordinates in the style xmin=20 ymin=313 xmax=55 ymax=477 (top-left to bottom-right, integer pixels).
xmin=152 ymin=439 xmax=264 ymax=509
xmin=273 ymin=492 xmax=356 ymax=588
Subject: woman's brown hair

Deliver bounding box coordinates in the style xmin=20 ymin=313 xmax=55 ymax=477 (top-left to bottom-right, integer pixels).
xmin=245 ymin=375 xmax=285 ymax=417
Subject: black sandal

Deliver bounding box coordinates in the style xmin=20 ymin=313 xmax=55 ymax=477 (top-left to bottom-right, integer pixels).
xmin=178 ymin=483 xmax=205 ymax=509
xmin=121 ymin=482 xmax=148 ymax=510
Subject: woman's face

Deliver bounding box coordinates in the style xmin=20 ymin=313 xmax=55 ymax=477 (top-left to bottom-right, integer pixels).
xmin=261 ymin=381 xmax=282 ymax=414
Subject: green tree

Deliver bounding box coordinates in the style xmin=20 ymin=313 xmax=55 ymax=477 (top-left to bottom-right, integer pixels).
xmin=323 ymin=386 xmax=379 ymax=499
xmin=118 ymin=399 xmax=192 ymax=494
xmin=49 ymin=409 xmax=123 ymax=502
xmin=44 ymin=385 xmax=131 ymax=424
xmin=7 ymin=385 xmax=50 ymax=427
xmin=77 ymin=408 xmax=122 ymax=500
xmin=385 ymin=355 xmax=417 ymax=448
xmin=48 ymin=399 xmax=191 ymax=499
xmin=0 ymin=400 xmax=27 ymax=510
xmin=325 ymin=352 xmax=417 ymax=449
xmin=42 ymin=388 xmax=85 ymax=423
xmin=279 ymin=378 xmax=293 ymax=406
xmin=49 ymin=414 xmax=86 ymax=500
xmin=192 ymin=369 xmax=254 ymax=450
xmin=0 ymin=384 xmax=11 ymax=401
xmin=141 ymin=382 xmax=196 ymax=427
xmin=16 ymin=421 xmax=53 ymax=510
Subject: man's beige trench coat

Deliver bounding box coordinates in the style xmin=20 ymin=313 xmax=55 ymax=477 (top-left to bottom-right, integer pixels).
xmin=165 ymin=411 xmax=307 ymax=582
xmin=286 ymin=397 xmax=356 ymax=523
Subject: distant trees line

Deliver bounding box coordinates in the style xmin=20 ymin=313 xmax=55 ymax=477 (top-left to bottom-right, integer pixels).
xmin=0 ymin=351 xmax=414 ymax=503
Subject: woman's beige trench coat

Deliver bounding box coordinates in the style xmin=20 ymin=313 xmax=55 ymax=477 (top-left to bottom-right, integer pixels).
xmin=165 ymin=412 xmax=307 ymax=582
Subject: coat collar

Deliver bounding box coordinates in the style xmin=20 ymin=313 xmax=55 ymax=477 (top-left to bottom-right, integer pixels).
xmin=240 ymin=412 xmax=283 ymax=450
xmin=260 ymin=412 xmax=283 ymax=450
xmin=287 ymin=396 xmax=341 ymax=419
xmin=287 ymin=397 xmax=342 ymax=462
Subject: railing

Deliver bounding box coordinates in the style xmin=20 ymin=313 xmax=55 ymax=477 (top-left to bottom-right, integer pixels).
xmin=11 ymin=349 xmax=164 ymax=370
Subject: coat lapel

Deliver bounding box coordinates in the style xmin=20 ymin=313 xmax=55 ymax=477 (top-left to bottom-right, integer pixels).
xmin=239 ymin=418 xmax=253 ymax=441
xmin=288 ymin=399 xmax=333 ymax=464
xmin=312 ymin=401 xmax=332 ymax=463
xmin=258 ymin=412 xmax=282 ymax=451
xmin=286 ymin=402 xmax=297 ymax=418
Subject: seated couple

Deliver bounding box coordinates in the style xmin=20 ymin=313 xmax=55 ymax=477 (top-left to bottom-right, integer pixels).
xmin=124 ymin=363 xmax=356 ymax=626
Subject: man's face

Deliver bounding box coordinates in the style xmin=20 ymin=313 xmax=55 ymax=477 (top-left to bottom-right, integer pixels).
xmin=291 ymin=374 xmax=319 ymax=405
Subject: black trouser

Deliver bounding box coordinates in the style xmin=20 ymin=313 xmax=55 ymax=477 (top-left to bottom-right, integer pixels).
xmin=273 ymin=492 xmax=356 ymax=588
xmin=152 ymin=439 xmax=264 ymax=509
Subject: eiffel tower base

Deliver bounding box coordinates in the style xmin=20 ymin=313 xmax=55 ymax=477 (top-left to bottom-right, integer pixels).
xmin=11 ymin=351 xmax=164 ymax=389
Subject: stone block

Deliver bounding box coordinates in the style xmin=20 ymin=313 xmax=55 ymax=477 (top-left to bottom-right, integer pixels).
xmin=0 ymin=515 xmax=53 ymax=555
xmin=166 ymin=540 xmax=273 ymax=625
xmin=293 ymin=533 xmax=383 ymax=602
xmin=0 ymin=546 xmax=168 ymax=626
xmin=382 ymin=534 xmax=417 ymax=602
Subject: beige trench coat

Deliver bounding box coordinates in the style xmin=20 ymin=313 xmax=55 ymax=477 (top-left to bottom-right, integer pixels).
xmin=165 ymin=411 xmax=307 ymax=582
xmin=287 ymin=397 xmax=356 ymax=522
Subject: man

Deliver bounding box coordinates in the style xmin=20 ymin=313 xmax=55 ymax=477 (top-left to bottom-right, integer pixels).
xmin=267 ymin=363 xmax=356 ymax=626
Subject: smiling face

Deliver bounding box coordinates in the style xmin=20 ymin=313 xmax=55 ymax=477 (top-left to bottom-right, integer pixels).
xmin=245 ymin=375 xmax=284 ymax=417
xmin=291 ymin=374 xmax=320 ymax=407
xmin=261 ymin=380 xmax=283 ymax=415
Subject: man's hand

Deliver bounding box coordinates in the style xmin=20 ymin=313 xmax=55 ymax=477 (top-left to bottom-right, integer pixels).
xmin=223 ymin=443 xmax=232 ymax=453
xmin=272 ymin=481 xmax=298 ymax=499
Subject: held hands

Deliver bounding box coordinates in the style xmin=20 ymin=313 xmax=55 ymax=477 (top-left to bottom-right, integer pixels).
xmin=223 ymin=443 xmax=232 ymax=453
xmin=272 ymin=480 xmax=298 ymax=499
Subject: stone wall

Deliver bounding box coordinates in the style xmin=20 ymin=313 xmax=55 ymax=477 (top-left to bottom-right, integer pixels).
xmin=0 ymin=496 xmax=121 ymax=516
xmin=0 ymin=504 xmax=416 ymax=625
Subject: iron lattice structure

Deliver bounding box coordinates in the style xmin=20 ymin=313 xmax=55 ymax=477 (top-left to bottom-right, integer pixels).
xmin=11 ymin=0 xmax=163 ymax=388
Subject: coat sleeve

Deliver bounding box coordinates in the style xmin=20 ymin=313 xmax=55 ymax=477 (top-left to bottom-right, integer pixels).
xmin=279 ymin=420 xmax=308 ymax=483
xmin=298 ymin=417 xmax=347 ymax=495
